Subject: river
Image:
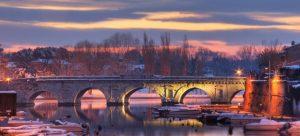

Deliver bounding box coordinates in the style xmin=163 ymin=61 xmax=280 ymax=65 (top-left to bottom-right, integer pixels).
xmin=16 ymin=97 xmax=246 ymax=136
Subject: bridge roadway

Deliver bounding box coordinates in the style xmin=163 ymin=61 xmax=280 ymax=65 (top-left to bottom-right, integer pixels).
xmin=0 ymin=76 xmax=246 ymax=106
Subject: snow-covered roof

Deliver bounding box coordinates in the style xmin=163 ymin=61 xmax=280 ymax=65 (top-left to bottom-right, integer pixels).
xmin=32 ymin=59 xmax=53 ymax=64
xmin=293 ymin=84 xmax=300 ymax=89
xmin=0 ymin=91 xmax=16 ymax=94
xmin=283 ymin=65 xmax=300 ymax=70
xmin=6 ymin=62 xmax=16 ymax=68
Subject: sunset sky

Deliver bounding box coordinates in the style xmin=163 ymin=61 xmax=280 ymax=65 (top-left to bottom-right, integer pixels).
xmin=1 ymin=0 xmax=300 ymax=54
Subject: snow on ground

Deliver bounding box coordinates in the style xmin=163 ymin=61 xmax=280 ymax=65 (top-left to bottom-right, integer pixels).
xmin=283 ymin=65 xmax=300 ymax=69
xmin=0 ymin=91 xmax=16 ymax=94
xmin=293 ymin=84 xmax=300 ymax=89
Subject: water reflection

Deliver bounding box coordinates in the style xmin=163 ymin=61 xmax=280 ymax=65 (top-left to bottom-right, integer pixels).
xmin=79 ymin=99 xmax=107 ymax=122
xmin=17 ymin=99 xmax=245 ymax=136
xmin=31 ymin=100 xmax=58 ymax=119
xmin=183 ymin=96 xmax=211 ymax=105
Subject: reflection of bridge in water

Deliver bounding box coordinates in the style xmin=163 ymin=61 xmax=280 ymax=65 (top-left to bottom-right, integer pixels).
xmin=24 ymin=103 xmax=159 ymax=128
xmin=19 ymin=99 xmax=242 ymax=136
xmin=2 ymin=76 xmax=246 ymax=105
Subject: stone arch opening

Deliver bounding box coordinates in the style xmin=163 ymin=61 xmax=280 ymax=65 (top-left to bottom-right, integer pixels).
xmin=30 ymin=103 xmax=58 ymax=119
xmin=74 ymin=103 xmax=107 ymax=123
xmin=179 ymin=88 xmax=211 ymax=105
xmin=29 ymin=91 xmax=59 ymax=119
xmin=74 ymin=88 xmax=107 ymax=107
xmin=123 ymin=87 xmax=162 ymax=105
xmin=230 ymin=90 xmax=245 ymax=105
xmin=29 ymin=91 xmax=58 ymax=105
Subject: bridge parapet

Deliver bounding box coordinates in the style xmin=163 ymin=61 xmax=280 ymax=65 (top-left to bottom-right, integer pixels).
xmin=0 ymin=76 xmax=246 ymax=106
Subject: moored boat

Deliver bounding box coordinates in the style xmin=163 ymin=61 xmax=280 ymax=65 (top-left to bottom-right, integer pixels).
xmin=152 ymin=104 xmax=201 ymax=118
xmin=244 ymin=119 xmax=286 ymax=131
xmin=286 ymin=121 xmax=300 ymax=134
xmin=50 ymin=120 xmax=83 ymax=133
xmin=7 ymin=118 xmax=44 ymax=127
xmin=217 ymin=113 xmax=265 ymax=125
xmin=15 ymin=127 xmax=68 ymax=136
xmin=198 ymin=112 xmax=220 ymax=124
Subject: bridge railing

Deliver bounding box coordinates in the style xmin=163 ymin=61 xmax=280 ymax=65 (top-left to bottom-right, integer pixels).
xmin=20 ymin=75 xmax=246 ymax=81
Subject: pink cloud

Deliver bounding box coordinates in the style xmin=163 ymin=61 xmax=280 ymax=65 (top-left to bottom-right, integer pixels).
xmin=188 ymin=40 xmax=266 ymax=56
xmin=3 ymin=44 xmax=44 ymax=53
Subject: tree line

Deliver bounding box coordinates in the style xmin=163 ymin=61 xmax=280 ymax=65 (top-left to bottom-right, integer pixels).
xmin=0 ymin=32 xmax=289 ymax=79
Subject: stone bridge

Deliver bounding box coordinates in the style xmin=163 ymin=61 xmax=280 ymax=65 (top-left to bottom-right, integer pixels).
xmin=0 ymin=76 xmax=246 ymax=106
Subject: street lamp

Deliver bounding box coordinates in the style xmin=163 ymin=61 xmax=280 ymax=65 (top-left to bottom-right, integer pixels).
xmin=235 ymin=69 xmax=243 ymax=76
xmin=5 ymin=77 xmax=11 ymax=83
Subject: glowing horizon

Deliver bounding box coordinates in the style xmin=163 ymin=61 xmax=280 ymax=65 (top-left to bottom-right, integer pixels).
xmin=0 ymin=0 xmax=299 ymax=52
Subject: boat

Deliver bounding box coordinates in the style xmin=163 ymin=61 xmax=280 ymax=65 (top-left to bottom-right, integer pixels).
xmin=217 ymin=113 xmax=265 ymax=125
xmin=198 ymin=112 xmax=220 ymax=124
xmin=144 ymin=118 xmax=203 ymax=128
xmin=0 ymin=125 xmax=75 ymax=136
xmin=50 ymin=120 xmax=83 ymax=133
xmin=0 ymin=124 xmax=51 ymax=132
xmin=0 ymin=118 xmax=83 ymax=136
xmin=0 ymin=124 xmax=61 ymax=135
xmin=286 ymin=121 xmax=300 ymax=134
xmin=244 ymin=119 xmax=286 ymax=131
xmin=7 ymin=118 xmax=44 ymax=127
xmin=152 ymin=104 xmax=201 ymax=118
xmin=15 ymin=127 xmax=68 ymax=136
xmin=16 ymin=111 xmax=26 ymax=117
xmin=229 ymin=115 xmax=265 ymax=126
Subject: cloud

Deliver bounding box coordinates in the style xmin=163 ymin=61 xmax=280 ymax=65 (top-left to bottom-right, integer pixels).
xmin=0 ymin=1 xmax=123 ymax=11
xmin=32 ymin=18 xmax=266 ymax=31
xmin=188 ymin=40 xmax=266 ymax=56
xmin=2 ymin=44 xmax=43 ymax=53
xmin=247 ymin=12 xmax=300 ymax=32
xmin=134 ymin=11 xmax=211 ymax=20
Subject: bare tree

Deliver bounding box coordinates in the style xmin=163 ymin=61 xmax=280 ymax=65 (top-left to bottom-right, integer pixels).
xmin=0 ymin=44 xmax=7 ymax=79
xmin=236 ymin=45 xmax=259 ymax=73
xmin=181 ymin=35 xmax=190 ymax=75
xmin=257 ymin=40 xmax=283 ymax=71
xmin=142 ymin=33 xmax=156 ymax=75
xmin=160 ymin=32 xmax=171 ymax=76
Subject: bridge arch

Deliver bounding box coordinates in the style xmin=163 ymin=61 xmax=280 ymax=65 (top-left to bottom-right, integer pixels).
xmin=178 ymin=87 xmax=212 ymax=104
xmin=121 ymin=86 xmax=163 ymax=105
xmin=230 ymin=90 xmax=245 ymax=104
xmin=74 ymin=87 xmax=108 ymax=104
xmin=29 ymin=91 xmax=59 ymax=104
xmin=30 ymin=103 xmax=59 ymax=119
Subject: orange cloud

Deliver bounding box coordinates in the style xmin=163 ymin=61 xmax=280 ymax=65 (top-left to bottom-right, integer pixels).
xmin=188 ymin=40 xmax=265 ymax=56
xmin=135 ymin=11 xmax=211 ymax=20
xmin=1 ymin=10 xmax=300 ymax=32
xmin=248 ymin=12 xmax=300 ymax=32
xmin=0 ymin=1 xmax=123 ymax=11
xmin=33 ymin=18 xmax=265 ymax=31
xmin=3 ymin=44 xmax=44 ymax=53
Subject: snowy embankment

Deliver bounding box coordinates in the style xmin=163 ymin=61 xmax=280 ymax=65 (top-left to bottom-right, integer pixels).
xmin=293 ymin=84 xmax=300 ymax=89
xmin=283 ymin=65 xmax=300 ymax=70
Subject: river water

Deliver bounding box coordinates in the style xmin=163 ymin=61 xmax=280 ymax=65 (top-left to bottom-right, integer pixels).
xmin=16 ymin=97 xmax=247 ymax=136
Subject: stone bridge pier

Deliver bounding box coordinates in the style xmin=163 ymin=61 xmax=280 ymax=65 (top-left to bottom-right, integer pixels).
xmin=0 ymin=77 xmax=246 ymax=106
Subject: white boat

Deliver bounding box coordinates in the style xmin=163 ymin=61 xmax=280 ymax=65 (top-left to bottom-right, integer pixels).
xmin=0 ymin=120 xmax=82 ymax=135
xmin=16 ymin=111 xmax=26 ymax=117
xmin=15 ymin=127 xmax=67 ymax=136
xmin=7 ymin=118 xmax=44 ymax=127
xmin=229 ymin=115 xmax=265 ymax=125
xmin=217 ymin=113 xmax=266 ymax=125
xmin=1 ymin=125 xmax=66 ymax=136
xmin=153 ymin=104 xmax=201 ymax=117
xmin=0 ymin=124 xmax=51 ymax=132
xmin=287 ymin=121 xmax=300 ymax=133
xmin=245 ymin=119 xmax=286 ymax=131
xmin=50 ymin=120 xmax=83 ymax=133
xmin=7 ymin=120 xmax=44 ymax=127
